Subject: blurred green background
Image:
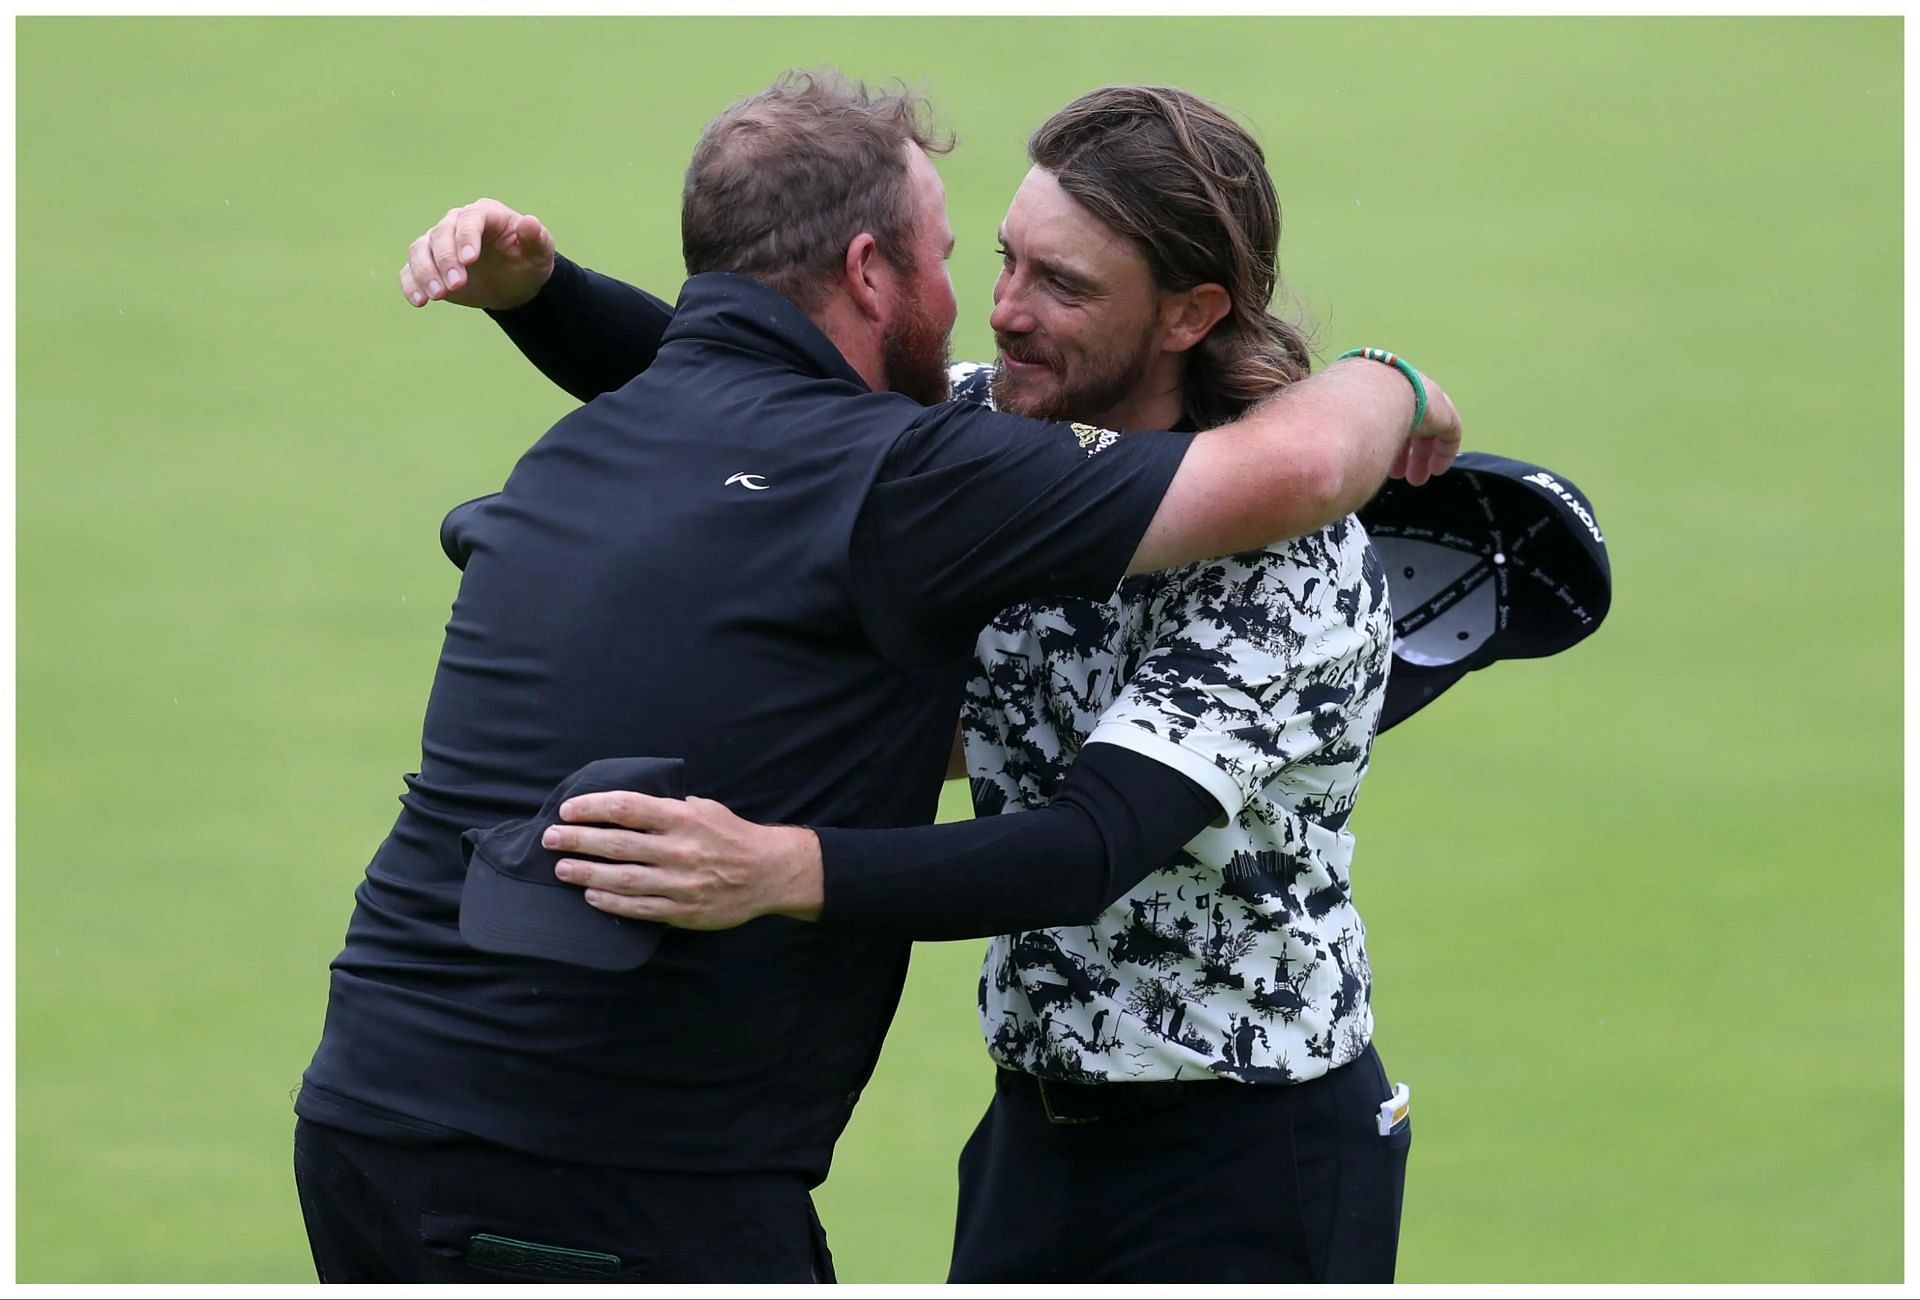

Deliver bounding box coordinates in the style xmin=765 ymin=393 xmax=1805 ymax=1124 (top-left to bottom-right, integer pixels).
xmin=16 ymin=15 xmax=1902 ymax=1284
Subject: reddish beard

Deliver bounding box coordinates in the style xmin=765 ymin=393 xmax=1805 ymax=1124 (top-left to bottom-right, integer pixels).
xmin=880 ymin=292 xmax=953 ymax=407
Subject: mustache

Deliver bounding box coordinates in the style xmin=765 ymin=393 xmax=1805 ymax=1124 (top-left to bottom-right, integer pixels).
xmin=994 ymin=334 xmax=1059 ymax=369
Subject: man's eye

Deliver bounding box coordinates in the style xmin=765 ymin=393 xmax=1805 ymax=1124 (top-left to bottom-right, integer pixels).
xmin=995 ymin=245 xmax=1013 ymax=265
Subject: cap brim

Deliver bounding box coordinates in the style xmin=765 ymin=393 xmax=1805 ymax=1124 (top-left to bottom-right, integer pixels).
xmin=460 ymin=847 xmax=663 ymax=972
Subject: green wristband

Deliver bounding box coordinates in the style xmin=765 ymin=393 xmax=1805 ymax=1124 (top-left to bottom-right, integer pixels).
xmin=1336 ymin=347 xmax=1428 ymax=433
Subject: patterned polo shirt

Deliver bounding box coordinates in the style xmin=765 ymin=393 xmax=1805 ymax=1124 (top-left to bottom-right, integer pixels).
xmin=952 ymin=362 xmax=1393 ymax=1085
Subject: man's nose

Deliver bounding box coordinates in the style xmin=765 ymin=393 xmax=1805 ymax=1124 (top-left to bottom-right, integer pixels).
xmin=988 ymin=285 xmax=1031 ymax=336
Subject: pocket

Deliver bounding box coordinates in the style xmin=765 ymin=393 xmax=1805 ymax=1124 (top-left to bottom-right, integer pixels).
xmin=1315 ymin=1065 xmax=1412 ymax=1283
xmin=1359 ymin=1047 xmax=1411 ymax=1150
xmin=418 ymin=1211 xmax=653 ymax=1282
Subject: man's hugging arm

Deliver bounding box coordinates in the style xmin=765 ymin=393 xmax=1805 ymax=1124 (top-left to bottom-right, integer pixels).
xmin=399 ymin=196 xmax=672 ymax=402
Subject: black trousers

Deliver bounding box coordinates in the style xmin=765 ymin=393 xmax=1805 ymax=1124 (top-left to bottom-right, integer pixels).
xmin=948 ymin=1042 xmax=1411 ymax=1283
xmin=292 ymin=1120 xmax=833 ymax=1283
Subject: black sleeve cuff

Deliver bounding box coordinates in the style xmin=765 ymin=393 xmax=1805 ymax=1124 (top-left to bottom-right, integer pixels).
xmin=486 ymin=255 xmax=673 ymax=403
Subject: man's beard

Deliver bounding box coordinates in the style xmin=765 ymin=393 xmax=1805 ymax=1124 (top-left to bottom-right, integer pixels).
xmin=990 ymin=324 xmax=1159 ymax=424
xmin=880 ymin=294 xmax=953 ymax=407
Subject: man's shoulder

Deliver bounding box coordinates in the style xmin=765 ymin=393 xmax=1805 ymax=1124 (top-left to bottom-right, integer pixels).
xmin=1141 ymin=515 xmax=1383 ymax=634
xmin=877 ymin=365 xmax=1024 ymax=476
xmin=1166 ymin=515 xmax=1370 ymax=587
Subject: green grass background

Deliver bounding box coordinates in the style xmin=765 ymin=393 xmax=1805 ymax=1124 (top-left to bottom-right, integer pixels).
xmin=16 ymin=15 xmax=1902 ymax=1283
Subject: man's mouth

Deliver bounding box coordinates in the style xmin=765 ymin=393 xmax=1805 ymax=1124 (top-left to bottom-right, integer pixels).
xmin=996 ymin=344 xmax=1055 ymax=375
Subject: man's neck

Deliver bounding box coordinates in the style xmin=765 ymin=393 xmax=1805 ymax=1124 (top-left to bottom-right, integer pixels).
xmin=1087 ymin=358 xmax=1189 ymax=432
xmin=810 ymin=296 xmax=887 ymax=393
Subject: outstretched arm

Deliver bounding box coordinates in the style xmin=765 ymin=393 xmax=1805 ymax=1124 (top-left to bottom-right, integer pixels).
xmin=1128 ymin=356 xmax=1461 ymax=573
xmin=539 ymin=744 xmax=1218 ymax=940
xmin=398 ymin=197 xmax=671 ymax=402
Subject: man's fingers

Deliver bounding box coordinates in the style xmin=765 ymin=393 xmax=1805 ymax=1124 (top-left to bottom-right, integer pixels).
xmin=1399 ymin=375 xmax=1461 ymax=486
xmin=1404 ymin=438 xmax=1433 ymax=487
xmin=406 ymin=232 xmax=445 ymax=303
xmin=584 ymin=885 xmax=737 ymax=932
xmin=557 ymin=790 xmax=683 ymax=831
xmin=1428 ymin=389 xmax=1462 ymax=477
xmin=426 ymin=209 xmax=464 ymax=293
xmin=583 ymin=887 xmax=678 ymax=922
xmin=1411 ymin=435 xmax=1434 ymax=486
xmin=1406 ymin=431 xmax=1446 ymax=486
xmin=404 ymin=235 xmax=434 ymax=302
xmin=1406 ymin=423 xmax=1459 ymax=487
xmin=543 ymin=823 xmax=665 ymax=863
xmin=399 ymin=261 xmax=427 ymax=308
xmin=515 ymin=214 xmax=553 ymax=263
xmin=553 ymin=856 xmax=686 ymax=896
xmin=562 ymin=860 xmax=720 ymax=927
xmin=456 ymin=200 xmax=508 ymax=266
xmin=397 ymin=198 xmax=554 ymax=311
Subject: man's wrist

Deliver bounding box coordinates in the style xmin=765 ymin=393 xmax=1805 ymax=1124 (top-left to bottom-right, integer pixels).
xmin=485 ymin=252 xmax=569 ymax=317
xmin=1327 ymin=354 xmax=1419 ymax=435
xmin=769 ymin=824 xmax=824 ymax=922
xmin=1335 ymin=348 xmax=1427 ymax=432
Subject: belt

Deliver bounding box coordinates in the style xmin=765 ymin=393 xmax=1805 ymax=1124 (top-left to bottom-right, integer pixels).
xmin=996 ymin=1066 xmax=1198 ymax=1125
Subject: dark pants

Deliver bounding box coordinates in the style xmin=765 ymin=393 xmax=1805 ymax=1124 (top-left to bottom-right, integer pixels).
xmin=948 ymin=1042 xmax=1410 ymax=1283
xmin=292 ymin=1119 xmax=833 ymax=1283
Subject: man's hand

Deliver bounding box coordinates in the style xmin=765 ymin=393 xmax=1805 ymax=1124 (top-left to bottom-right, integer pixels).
xmin=541 ymin=791 xmax=824 ymax=930
xmin=399 ymin=198 xmax=556 ymax=311
xmin=1387 ymin=369 xmax=1462 ymax=487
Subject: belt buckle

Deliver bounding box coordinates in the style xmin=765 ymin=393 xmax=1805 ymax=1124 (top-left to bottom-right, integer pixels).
xmin=1035 ymin=1078 xmax=1101 ymax=1126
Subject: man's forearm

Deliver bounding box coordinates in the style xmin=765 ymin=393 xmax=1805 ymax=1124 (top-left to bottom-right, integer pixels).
xmin=1128 ymin=357 xmax=1452 ymax=573
xmin=486 ymin=256 xmax=673 ymax=403
xmin=543 ymin=747 xmax=1219 ymax=936
xmin=816 ymin=743 xmax=1219 ymax=941
xmin=1271 ymin=356 xmax=1423 ymax=518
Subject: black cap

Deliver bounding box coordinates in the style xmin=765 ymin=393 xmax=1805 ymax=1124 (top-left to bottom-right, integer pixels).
xmin=458 ymin=756 xmax=685 ymax=971
xmin=1358 ymin=452 xmax=1611 ymax=733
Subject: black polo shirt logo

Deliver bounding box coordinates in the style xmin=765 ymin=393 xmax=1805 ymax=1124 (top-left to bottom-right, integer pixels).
xmin=1071 ymin=423 xmax=1120 ymax=458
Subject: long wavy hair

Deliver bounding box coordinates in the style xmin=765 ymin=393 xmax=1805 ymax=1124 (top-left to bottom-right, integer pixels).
xmin=1028 ymin=85 xmax=1313 ymax=429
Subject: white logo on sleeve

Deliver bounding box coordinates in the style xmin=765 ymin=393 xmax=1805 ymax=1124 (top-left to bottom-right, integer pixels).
xmin=724 ymin=473 xmax=771 ymax=491
xmin=1070 ymin=423 xmax=1120 ymax=458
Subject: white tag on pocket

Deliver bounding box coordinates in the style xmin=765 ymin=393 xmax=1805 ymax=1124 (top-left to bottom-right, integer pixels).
xmin=1376 ymin=1081 xmax=1411 ymax=1136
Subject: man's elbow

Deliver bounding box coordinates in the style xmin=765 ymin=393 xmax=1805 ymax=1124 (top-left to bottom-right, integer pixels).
xmin=1234 ymin=445 xmax=1355 ymax=549
xmin=1301 ymin=440 xmax=1374 ymax=528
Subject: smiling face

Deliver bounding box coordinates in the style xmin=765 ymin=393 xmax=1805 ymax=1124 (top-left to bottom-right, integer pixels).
xmin=988 ymin=167 xmax=1168 ymax=427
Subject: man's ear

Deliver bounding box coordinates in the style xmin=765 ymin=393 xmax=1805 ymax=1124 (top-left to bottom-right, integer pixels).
xmin=842 ymin=233 xmax=890 ymax=325
xmin=1160 ymin=283 xmax=1232 ymax=354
